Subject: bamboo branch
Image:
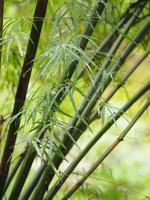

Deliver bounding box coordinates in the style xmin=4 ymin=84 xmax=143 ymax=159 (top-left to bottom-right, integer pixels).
xmin=61 ymin=100 xmax=150 ymax=200
xmin=0 ymin=0 xmax=48 ymax=197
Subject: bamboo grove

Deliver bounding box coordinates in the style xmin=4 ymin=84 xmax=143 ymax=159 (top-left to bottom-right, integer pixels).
xmin=0 ymin=0 xmax=150 ymax=199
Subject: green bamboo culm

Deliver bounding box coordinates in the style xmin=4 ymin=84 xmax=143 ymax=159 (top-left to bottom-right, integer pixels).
xmin=62 ymin=100 xmax=150 ymax=200
xmin=2 ymin=146 xmax=28 ymax=194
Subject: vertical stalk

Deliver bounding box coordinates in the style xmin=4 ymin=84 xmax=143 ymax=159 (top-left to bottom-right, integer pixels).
xmin=0 ymin=0 xmax=48 ymax=197
xmin=61 ymin=100 xmax=150 ymax=200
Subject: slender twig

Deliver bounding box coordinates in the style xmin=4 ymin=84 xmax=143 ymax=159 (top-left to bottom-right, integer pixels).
xmin=61 ymin=100 xmax=150 ymax=200
xmin=0 ymin=0 xmax=48 ymax=197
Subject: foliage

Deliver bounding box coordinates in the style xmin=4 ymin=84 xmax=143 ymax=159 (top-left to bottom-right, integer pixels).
xmin=0 ymin=0 xmax=150 ymax=199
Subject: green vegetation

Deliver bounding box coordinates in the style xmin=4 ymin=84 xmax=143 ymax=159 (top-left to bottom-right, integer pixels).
xmin=0 ymin=0 xmax=150 ymax=199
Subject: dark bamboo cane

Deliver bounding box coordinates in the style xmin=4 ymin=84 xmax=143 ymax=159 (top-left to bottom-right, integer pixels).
xmin=0 ymin=0 xmax=48 ymax=197
xmin=2 ymin=147 xmax=28 ymax=194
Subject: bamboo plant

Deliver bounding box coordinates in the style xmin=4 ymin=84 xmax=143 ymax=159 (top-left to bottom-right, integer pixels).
xmin=0 ymin=0 xmax=149 ymax=200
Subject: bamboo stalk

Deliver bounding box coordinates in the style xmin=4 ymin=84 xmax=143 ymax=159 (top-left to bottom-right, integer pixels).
xmin=3 ymin=147 xmax=28 ymax=194
xmin=31 ymin=10 xmax=150 ymax=200
xmin=6 ymin=2 xmax=107 ymax=199
xmin=44 ymin=82 xmax=150 ymax=200
xmin=19 ymin=161 xmax=46 ymax=200
xmin=61 ymin=100 xmax=150 ymax=200
xmin=0 ymin=0 xmax=48 ymax=198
